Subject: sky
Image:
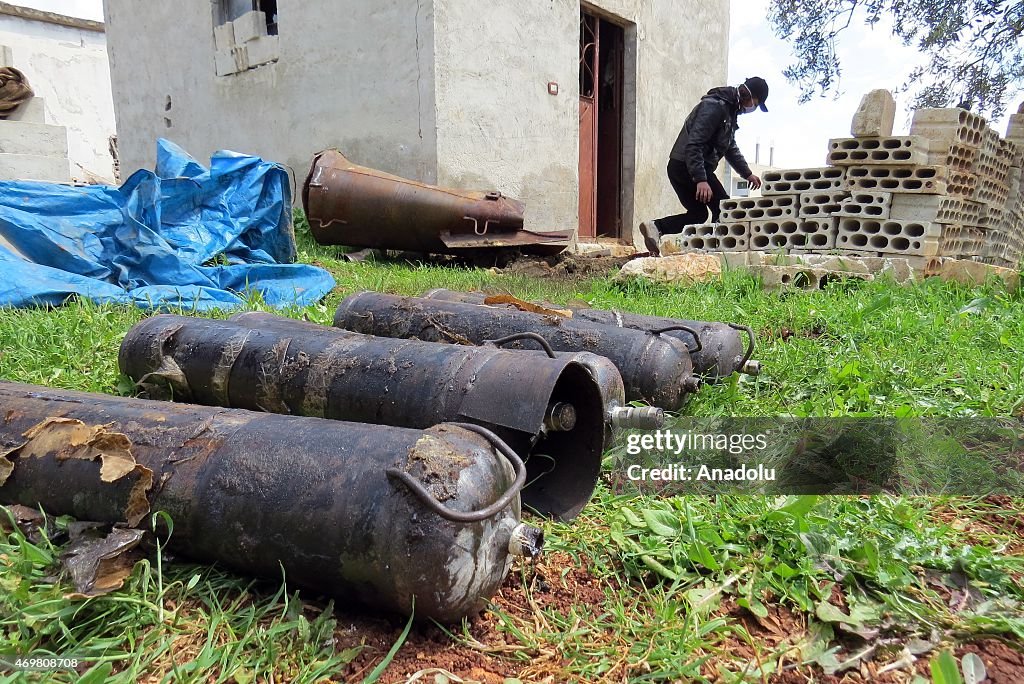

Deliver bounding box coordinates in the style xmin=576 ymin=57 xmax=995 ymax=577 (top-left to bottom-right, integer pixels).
xmin=15 ymin=0 xmax=102 ymax=21
xmin=728 ymin=0 xmax=1017 ymax=169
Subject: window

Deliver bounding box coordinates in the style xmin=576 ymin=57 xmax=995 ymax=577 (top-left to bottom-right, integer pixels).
xmin=219 ymin=0 xmax=277 ymax=36
xmin=736 ymin=181 xmax=749 ymax=190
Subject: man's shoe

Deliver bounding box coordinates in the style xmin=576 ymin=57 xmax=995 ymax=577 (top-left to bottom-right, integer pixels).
xmin=640 ymin=221 xmax=661 ymax=257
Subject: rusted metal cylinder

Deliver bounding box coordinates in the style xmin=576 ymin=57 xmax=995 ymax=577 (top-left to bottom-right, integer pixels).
xmin=302 ymin=149 xmax=570 ymax=255
xmin=422 ymin=288 xmax=760 ymax=380
xmin=0 ymin=381 xmax=540 ymax=622
xmin=333 ymin=292 xmax=701 ymax=411
xmin=118 ymin=313 xmax=605 ymax=520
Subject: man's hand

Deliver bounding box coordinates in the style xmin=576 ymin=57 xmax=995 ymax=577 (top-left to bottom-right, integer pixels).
xmin=746 ymin=174 xmax=762 ymax=190
xmin=695 ymin=182 xmax=713 ymax=203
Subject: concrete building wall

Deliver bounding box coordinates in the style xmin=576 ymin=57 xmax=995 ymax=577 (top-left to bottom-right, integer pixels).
xmin=103 ymin=0 xmax=437 ymax=183
xmin=0 ymin=12 xmax=115 ymax=181
xmin=432 ymin=0 xmax=730 ymax=233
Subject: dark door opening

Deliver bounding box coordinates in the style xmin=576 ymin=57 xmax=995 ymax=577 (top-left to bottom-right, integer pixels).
xmin=578 ymin=10 xmax=624 ymax=240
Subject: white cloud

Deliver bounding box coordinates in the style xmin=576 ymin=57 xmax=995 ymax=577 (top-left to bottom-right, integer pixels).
xmin=12 ymin=0 xmax=103 ymax=21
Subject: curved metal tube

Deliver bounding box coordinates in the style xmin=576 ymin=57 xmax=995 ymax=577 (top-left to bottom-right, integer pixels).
xmin=483 ymin=332 xmax=557 ymax=358
xmin=386 ymin=423 xmax=527 ymax=523
xmin=651 ymin=325 xmax=704 ymax=354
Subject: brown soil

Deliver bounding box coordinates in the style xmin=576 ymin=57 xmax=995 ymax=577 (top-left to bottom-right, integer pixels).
xmin=499 ymin=253 xmax=636 ymax=280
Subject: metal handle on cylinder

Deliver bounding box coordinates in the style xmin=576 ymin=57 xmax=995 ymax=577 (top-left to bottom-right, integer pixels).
xmin=728 ymin=323 xmax=758 ymax=375
xmin=608 ymin=405 xmax=665 ymax=430
xmin=483 ymin=332 xmax=557 ymax=359
xmin=650 ymin=325 xmax=704 ymax=354
xmin=386 ymin=422 xmax=527 ymax=523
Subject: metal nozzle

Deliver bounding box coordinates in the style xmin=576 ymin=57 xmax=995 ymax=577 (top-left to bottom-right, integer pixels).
xmin=608 ymin=405 xmax=665 ymax=430
xmin=682 ymin=375 xmax=702 ymax=393
xmin=508 ymin=523 xmax=545 ymax=558
xmin=741 ymin=360 xmax=761 ymax=376
xmin=544 ymin=402 xmax=577 ymax=432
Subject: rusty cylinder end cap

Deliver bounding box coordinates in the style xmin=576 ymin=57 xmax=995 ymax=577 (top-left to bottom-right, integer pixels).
xmin=682 ymin=375 xmax=702 ymax=393
xmin=508 ymin=523 xmax=544 ymax=559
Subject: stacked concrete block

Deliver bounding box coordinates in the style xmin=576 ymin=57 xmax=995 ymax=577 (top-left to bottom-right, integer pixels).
xmin=889 ymin=195 xmax=986 ymax=224
xmin=845 ymin=165 xmax=948 ymax=194
xmin=799 ymin=191 xmax=849 ymax=218
xmin=828 ymin=136 xmax=937 ymax=166
xmin=836 ymin=218 xmax=939 ymax=255
xmin=762 ymin=167 xmax=845 ymax=194
xmin=214 ymin=11 xmax=278 ymax=76
xmin=836 ymin=192 xmax=892 ymax=218
xmin=851 ymin=90 xmax=897 ymax=137
xmin=720 ymin=195 xmax=798 ymax=221
xmin=750 ymin=217 xmax=836 ymax=251
xmin=665 ymin=222 xmax=749 ymax=252
xmin=910 ymin=108 xmax=987 ymax=147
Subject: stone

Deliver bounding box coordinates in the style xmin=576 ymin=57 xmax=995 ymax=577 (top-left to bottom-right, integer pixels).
xmin=214 ymin=21 xmax=235 ymax=51
xmin=851 ymin=90 xmax=896 ymax=137
xmin=613 ymin=253 xmax=722 ymax=285
xmin=233 ymin=10 xmax=268 ymax=44
xmin=246 ymin=35 xmax=279 ymax=67
xmin=215 ymin=49 xmax=239 ymax=76
xmin=0 ymin=45 xmax=12 ymax=68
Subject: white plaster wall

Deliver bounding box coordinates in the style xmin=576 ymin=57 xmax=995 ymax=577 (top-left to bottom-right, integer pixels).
xmin=433 ymin=0 xmax=730 ymax=233
xmin=0 ymin=14 xmax=116 ymax=181
xmin=103 ymin=0 xmax=437 ymax=184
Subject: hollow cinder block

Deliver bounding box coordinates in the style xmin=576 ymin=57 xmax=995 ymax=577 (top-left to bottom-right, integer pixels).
xmin=749 ymin=218 xmax=836 ymax=251
xmin=910 ymin=108 xmax=987 ymax=147
xmin=720 ymin=195 xmax=799 ymax=221
xmin=845 ymin=165 xmax=948 ymax=194
xmin=938 ymin=225 xmax=987 ymax=257
xmin=836 ymin=217 xmax=941 ymax=255
xmin=663 ymin=222 xmax=750 ymax=253
xmin=851 ymin=89 xmax=896 ymax=137
xmin=889 ymin=195 xmax=985 ymax=225
xmin=798 ymin=191 xmax=850 ymax=218
xmin=835 ymin=191 xmax=892 ymax=219
xmin=762 ymin=167 xmax=846 ymax=195
xmin=828 ymin=136 xmax=938 ymax=166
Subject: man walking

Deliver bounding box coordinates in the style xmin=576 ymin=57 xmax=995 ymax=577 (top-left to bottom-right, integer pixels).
xmin=640 ymin=77 xmax=769 ymax=256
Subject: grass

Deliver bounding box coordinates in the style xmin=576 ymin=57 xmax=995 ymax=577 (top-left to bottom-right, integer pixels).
xmin=0 ymin=211 xmax=1022 ymax=682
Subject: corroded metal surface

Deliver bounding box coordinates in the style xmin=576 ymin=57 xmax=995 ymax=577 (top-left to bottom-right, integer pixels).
xmin=302 ymin=149 xmax=572 ymax=255
xmin=333 ymin=292 xmax=700 ymax=411
xmin=0 ymin=381 xmax=535 ymax=621
xmin=118 ymin=312 xmax=605 ymax=520
xmin=422 ymin=288 xmax=759 ymax=380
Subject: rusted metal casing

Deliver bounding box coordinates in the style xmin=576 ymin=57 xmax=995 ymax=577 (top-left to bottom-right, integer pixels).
xmin=118 ymin=313 xmax=605 ymax=520
xmin=0 ymin=381 xmax=541 ymax=622
xmin=422 ymin=288 xmax=760 ymax=380
xmin=302 ymin=149 xmax=571 ymax=255
xmin=333 ymin=292 xmax=701 ymax=411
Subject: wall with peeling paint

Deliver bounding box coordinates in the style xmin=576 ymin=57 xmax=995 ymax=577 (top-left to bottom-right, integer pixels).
xmin=0 ymin=14 xmax=116 ymax=181
xmin=103 ymin=0 xmax=438 ymax=184
xmin=104 ymin=0 xmax=729 ymax=237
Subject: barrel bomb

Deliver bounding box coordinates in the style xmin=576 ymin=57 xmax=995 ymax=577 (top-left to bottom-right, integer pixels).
xmin=421 ymin=288 xmax=760 ymax=380
xmin=333 ymin=291 xmax=701 ymax=411
xmin=0 ymin=381 xmax=540 ymax=621
xmin=119 ymin=312 xmax=606 ymax=520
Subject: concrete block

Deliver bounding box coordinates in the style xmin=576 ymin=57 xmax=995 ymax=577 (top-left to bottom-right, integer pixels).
xmin=0 ymin=45 xmax=12 ymax=68
xmin=6 ymin=97 xmax=45 ymax=123
xmin=0 ymin=121 xmax=68 ymax=157
xmin=1005 ymin=113 xmax=1024 ymax=142
xmin=0 ymin=153 xmax=70 ymax=182
xmin=233 ymin=10 xmax=268 ymax=44
xmin=798 ymin=191 xmax=849 ymax=218
xmin=720 ymin=194 xmax=798 ymax=221
xmin=762 ymin=167 xmax=845 ymax=195
xmin=246 ymin=35 xmax=279 ymax=67
xmin=931 ymin=258 xmax=1019 ymax=289
xmin=718 ymin=251 xmax=753 ymax=269
xmin=938 ymin=225 xmax=987 ymax=257
xmin=845 ymin=165 xmax=947 ymax=194
xmin=749 ymin=218 xmax=836 ymax=251
xmin=835 ymin=191 xmax=892 ymax=219
xmin=214 ymin=21 xmax=235 ymax=51
xmin=828 ymin=136 xmax=937 ymax=166
xmin=889 ymin=194 xmax=985 ymax=224
xmin=215 ymin=49 xmax=239 ymax=76
xmin=836 ymin=217 xmax=941 ymax=255
xmin=910 ymin=108 xmax=987 ymax=147
xmin=752 ymin=264 xmax=874 ymax=290
xmin=662 ymin=222 xmax=749 ymax=253
xmin=851 ymin=89 xmax=896 ymax=137
xmin=927 ymin=142 xmax=980 ymax=171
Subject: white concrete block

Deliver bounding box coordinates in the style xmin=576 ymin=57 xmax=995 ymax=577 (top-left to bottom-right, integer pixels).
xmin=6 ymin=97 xmax=45 ymax=123
xmin=0 ymin=45 xmax=12 ymax=68
xmin=0 ymin=153 xmax=70 ymax=182
xmin=214 ymin=21 xmax=235 ymax=51
xmin=232 ymin=45 xmax=250 ymax=72
xmin=246 ymin=35 xmax=279 ymax=67
xmin=215 ymin=49 xmax=239 ymax=76
xmin=851 ymin=89 xmax=896 ymax=137
xmin=0 ymin=121 xmax=68 ymax=157
xmin=233 ymin=10 xmax=268 ymax=44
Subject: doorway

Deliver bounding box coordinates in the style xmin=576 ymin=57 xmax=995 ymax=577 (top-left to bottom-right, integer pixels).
xmin=578 ymin=10 xmax=625 ymax=240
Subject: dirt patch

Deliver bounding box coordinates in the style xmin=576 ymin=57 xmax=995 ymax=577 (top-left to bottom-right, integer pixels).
xmin=956 ymin=639 xmax=1024 ymax=683
xmin=499 ymin=253 xmax=636 ymax=280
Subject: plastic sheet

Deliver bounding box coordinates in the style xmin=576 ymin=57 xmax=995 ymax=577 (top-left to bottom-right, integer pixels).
xmin=0 ymin=139 xmax=335 ymax=310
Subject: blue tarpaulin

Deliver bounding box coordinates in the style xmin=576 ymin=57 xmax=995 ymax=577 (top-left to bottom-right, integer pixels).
xmin=0 ymin=139 xmax=335 ymax=310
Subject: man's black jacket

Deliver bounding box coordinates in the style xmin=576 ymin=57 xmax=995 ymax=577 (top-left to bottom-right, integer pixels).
xmin=669 ymin=86 xmax=753 ymax=183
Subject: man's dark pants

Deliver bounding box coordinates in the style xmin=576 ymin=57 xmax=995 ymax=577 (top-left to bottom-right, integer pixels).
xmin=652 ymin=159 xmax=730 ymax=234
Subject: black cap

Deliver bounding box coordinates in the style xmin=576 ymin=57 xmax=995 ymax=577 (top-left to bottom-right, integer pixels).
xmin=743 ymin=76 xmax=769 ymax=112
